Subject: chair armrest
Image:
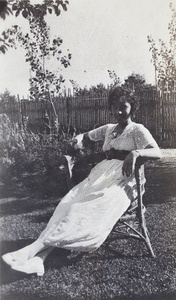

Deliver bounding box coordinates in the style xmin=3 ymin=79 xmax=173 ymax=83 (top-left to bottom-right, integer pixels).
xmin=134 ymin=156 xmax=160 ymax=218
xmin=135 ymin=156 xmax=160 ymax=168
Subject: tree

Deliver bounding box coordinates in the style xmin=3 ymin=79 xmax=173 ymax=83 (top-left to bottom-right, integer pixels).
xmin=0 ymin=0 xmax=69 ymax=53
xmin=71 ymin=70 xmax=121 ymax=97
xmin=0 ymin=0 xmax=71 ymax=133
xmin=70 ymin=80 xmax=108 ymax=97
xmin=148 ymin=3 xmax=176 ymax=91
xmin=122 ymin=73 xmax=152 ymax=93
xmin=0 ymin=89 xmax=16 ymax=103
xmin=0 ymin=0 xmax=71 ymax=99
xmin=70 ymin=72 xmax=152 ymax=98
xmin=2 ymin=20 xmax=71 ymax=100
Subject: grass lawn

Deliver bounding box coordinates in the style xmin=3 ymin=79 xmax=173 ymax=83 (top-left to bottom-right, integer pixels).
xmin=0 ymin=153 xmax=176 ymax=300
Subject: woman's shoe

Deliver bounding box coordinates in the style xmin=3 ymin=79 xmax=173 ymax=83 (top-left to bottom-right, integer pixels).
xmin=12 ymin=257 xmax=45 ymax=276
xmin=2 ymin=252 xmax=26 ymax=267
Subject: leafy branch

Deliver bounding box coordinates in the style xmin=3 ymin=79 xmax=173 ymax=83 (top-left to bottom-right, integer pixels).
xmin=0 ymin=0 xmax=69 ymax=54
xmin=0 ymin=0 xmax=69 ymax=21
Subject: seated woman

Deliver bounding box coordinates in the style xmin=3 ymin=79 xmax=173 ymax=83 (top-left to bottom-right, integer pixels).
xmin=2 ymin=87 xmax=162 ymax=276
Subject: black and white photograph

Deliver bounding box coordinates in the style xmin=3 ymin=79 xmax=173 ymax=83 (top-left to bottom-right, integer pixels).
xmin=0 ymin=0 xmax=176 ymax=299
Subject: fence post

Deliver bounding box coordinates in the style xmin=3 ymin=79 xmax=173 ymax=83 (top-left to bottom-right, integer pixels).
xmin=161 ymin=91 xmax=165 ymax=143
xmin=19 ymin=99 xmax=25 ymax=130
xmin=66 ymin=97 xmax=69 ymax=125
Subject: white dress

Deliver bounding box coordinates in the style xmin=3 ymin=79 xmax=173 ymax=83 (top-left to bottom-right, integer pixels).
xmin=38 ymin=122 xmax=158 ymax=252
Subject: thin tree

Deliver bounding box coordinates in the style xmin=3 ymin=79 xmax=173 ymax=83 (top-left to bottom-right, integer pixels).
xmin=148 ymin=3 xmax=176 ymax=91
xmin=0 ymin=0 xmax=71 ymax=134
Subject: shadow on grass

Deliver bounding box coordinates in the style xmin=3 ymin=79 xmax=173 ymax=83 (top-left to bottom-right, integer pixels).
xmin=0 ymin=240 xmax=85 ymax=286
xmin=30 ymin=213 xmax=54 ymax=224
xmin=144 ymin=159 xmax=176 ymax=204
xmin=0 ymin=197 xmax=60 ymax=217
xmin=1 ymin=291 xmax=176 ymax=300
xmin=111 ymin=293 xmax=176 ymax=300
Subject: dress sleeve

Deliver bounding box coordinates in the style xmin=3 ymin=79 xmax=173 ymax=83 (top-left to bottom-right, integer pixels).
xmin=134 ymin=124 xmax=158 ymax=149
xmin=88 ymin=124 xmax=108 ymax=141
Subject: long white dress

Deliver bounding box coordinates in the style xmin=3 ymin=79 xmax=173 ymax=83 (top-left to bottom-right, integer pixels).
xmin=38 ymin=122 xmax=158 ymax=252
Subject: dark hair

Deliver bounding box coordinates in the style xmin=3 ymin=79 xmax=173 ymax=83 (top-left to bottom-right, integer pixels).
xmin=108 ymin=86 xmax=139 ymax=115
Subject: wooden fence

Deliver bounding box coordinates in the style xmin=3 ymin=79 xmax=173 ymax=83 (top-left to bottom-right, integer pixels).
xmin=0 ymin=89 xmax=176 ymax=147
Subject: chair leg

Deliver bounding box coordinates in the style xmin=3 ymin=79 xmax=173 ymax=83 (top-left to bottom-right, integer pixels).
xmin=141 ymin=218 xmax=156 ymax=258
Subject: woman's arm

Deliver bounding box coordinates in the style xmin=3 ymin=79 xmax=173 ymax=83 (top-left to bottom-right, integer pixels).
xmin=74 ymin=124 xmax=108 ymax=148
xmin=132 ymin=144 xmax=162 ymax=158
xmin=122 ymin=144 xmax=162 ymax=177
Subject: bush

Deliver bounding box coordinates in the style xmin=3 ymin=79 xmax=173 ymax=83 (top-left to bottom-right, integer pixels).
xmin=0 ymin=114 xmax=83 ymax=197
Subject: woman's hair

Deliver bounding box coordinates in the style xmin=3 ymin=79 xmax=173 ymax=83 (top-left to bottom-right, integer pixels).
xmin=108 ymin=86 xmax=139 ymax=115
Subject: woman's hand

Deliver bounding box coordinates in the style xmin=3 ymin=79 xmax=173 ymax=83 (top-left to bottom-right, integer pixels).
xmin=122 ymin=150 xmax=140 ymax=177
xmin=73 ymin=133 xmax=84 ymax=149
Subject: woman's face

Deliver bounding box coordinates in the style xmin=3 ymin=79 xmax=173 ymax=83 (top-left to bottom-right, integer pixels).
xmin=110 ymin=100 xmax=132 ymax=124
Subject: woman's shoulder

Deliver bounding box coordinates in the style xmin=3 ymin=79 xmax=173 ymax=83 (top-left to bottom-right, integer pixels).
xmin=130 ymin=122 xmax=157 ymax=147
xmin=95 ymin=123 xmax=116 ymax=131
xmin=105 ymin=123 xmax=117 ymax=132
xmin=94 ymin=123 xmax=115 ymax=129
xmin=129 ymin=122 xmax=151 ymax=138
xmin=131 ymin=122 xmax=147 ymax=132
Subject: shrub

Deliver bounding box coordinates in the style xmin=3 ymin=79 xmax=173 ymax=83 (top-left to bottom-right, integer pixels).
xmin=0 ymin=114 xmax=81 ymax=196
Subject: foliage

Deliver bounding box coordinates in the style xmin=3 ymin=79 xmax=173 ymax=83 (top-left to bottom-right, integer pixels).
xmin=148 ymin=3 xmax=176 ymax=91
xmin=0 ymin=114 xmax=74 ymax=183
xmin=70 ymin=70 xmax=121 ymax=97
xmin=70 ymin=72 xmax=152 ymax=98
xmin=1 ymin=12 xmax=71 ymax=101
xmin=70 ymin=80 xmax=108 ymax=97
xmin=0 ymin=37 xmax=9 ymax=54
xmin=107 ymin=70 xmax=121 ymax=87
xmin=1 ymin=0 xmax=72 ymax=136
xmin=0 ymin=113 xmax=95 ymax=195
xmin=0 ymin=1 xmax=12 ymax=20
xmin=0 ymin=0 xmax=69 ymax=21
xmin=122 ymin=73 xmax=153 ymax=93
xmin=0 ymin=0 xmax=69 ymax=54
xmin=0 ymin=89 xmax=17 ymax=103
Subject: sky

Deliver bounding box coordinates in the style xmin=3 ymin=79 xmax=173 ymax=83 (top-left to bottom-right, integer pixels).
xmin=0 ymin=0 xmax=174 ymax=97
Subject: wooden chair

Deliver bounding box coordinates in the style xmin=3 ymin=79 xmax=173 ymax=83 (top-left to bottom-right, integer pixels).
xmin=106 ymin=156 xmax=158 ymax=258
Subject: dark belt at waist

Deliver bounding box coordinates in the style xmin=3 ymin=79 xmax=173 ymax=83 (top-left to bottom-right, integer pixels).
xmin=79 ymin=149 xmax=130 ymax=166
xmin=105 ymin=149 xmax=130 ymax=161
xmin=89 ymin=149 xmax=130 ymax=162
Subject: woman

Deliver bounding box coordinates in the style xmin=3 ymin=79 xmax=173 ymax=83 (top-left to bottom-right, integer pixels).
xmin=2 ymin=87 xmax=162 ymax=276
